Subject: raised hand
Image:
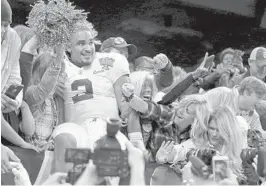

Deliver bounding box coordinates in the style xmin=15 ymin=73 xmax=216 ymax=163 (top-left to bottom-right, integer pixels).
xmin=192 ymin=52 xmax=210 ymax=79
xmin=121 ymin=83 xmax=135 ymax=97
xmin=156 ymin=141 xmax=175 ymax=164
xmin=153 ymin=53 xmax=169 ymax=70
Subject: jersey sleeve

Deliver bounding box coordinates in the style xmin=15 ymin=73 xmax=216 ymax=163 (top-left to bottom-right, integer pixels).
xmin=108 ymin=53 xmax=130 ymax=84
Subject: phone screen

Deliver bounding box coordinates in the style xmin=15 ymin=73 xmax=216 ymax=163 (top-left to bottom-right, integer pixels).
xmin=213 ymin=156 xmax=229 ymax=182
xmin=5 ymin=84 xmax=24 ymax=99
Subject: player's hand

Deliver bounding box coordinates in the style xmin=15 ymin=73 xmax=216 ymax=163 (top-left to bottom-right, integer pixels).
xmin=1 ymin=94 xmax=19 ymax=113
xmin=11 ymin=162 xmax=31 ymax=186
xmin=1 ymin=145 xmax=20 ymax=173
xmin=156 ymin=141 xmax=175 ymax=164
xmin=19 ymin=142 xmax=40 ymax=153
xmin=121 ymin=83 xmax=135 ymax=97
xmin=153 ymin=53 xmax=169 ymax=70
xmin=42 ymin=172 xmax=70 ymax=185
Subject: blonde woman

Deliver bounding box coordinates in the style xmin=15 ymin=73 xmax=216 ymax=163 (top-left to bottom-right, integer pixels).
xmin=169 ymin=106 xmax=246 ymax=182
xmin=122 ymin=81 xmax=212 ymax=161
xmin=126 ymin=71 xmax=158 ymax=150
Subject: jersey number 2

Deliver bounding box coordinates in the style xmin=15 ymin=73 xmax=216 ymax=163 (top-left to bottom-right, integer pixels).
xmin=71 ymin=79 xmax=93 ymax=104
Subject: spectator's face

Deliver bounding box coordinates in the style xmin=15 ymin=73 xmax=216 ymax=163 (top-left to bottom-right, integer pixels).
xmin=140 ymin=75 xmax=153 ymax=101
xmin=207 ymin=120 xmax=223 ymax=148
xmin=222 ymin=53 xmax=234 ymax=65
xmin=174 ymin=103 xmax=195 ymax=129
xmin=249 ymin=59 xmax=266 ymax=80
xmin=242 ymin=90 xmax=261 ymax=111
xmin=70 ymin=31 xmax=95 ymax=67
xmin=1 ymin=21 xmax=9 ymax=42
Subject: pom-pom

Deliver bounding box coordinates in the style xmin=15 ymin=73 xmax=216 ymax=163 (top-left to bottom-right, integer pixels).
xmin=26 ymin=0 xmax=88 ymax=48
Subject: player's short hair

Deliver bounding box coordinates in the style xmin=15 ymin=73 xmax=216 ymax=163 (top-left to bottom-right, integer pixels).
xmin=238 ymin=76 xmax=266 ymax=99
xmin=72 ymin=20 xmax=98 ymax=39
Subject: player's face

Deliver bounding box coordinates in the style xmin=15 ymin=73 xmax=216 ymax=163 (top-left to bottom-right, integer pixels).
xmin=70 ymin=31 xmax=96 ymax=67
xmin=207 ymin=120 xmax=223 ymax=148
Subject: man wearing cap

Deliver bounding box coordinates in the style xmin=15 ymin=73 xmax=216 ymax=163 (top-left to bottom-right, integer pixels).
xmin=100 ymin=37 xmax=137 ymax=72
xmin=100 ymin=37 xmax=137 ymax=59
xmin=248 ymin=47 xmax=266 ymax=130
xmin=1 ymin=0 xmax=26 ymax=177
xmin=228 ymin=47 xmax=266 ymax=130
xmin=248 ymin=47 xmax=266 ymax=82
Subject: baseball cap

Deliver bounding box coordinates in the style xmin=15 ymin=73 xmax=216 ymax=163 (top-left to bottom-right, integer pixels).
xmin=249 ymin=47 xmax=266 ymax=61
xmin=100 ymin=37 xmax=137 ymax=55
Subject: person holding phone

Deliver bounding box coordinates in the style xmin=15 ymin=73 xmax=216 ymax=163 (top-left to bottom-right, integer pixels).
xmin=1 ymin=0 xmax=23 ymax=113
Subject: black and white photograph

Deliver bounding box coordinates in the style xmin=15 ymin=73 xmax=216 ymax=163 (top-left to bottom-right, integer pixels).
xmin=1 ymin=0 xmax=266 ymax=185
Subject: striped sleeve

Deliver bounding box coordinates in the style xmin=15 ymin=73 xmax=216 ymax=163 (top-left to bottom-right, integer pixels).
xmin=140 ymin=100 xmax=175 ymax=128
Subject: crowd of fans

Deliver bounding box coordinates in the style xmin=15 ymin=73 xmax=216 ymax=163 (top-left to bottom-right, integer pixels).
xmin=1 ymin=0 xmax=266 ymax=185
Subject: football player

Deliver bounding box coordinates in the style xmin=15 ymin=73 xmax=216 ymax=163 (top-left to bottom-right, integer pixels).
xmin=51 ymin=21 xmax=131 ymax=173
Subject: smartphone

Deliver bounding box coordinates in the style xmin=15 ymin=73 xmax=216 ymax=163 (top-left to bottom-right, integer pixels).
xmin=232 ymin=50 xmax=244 ymax=66
xmin=212 ymin=156 xmax=229 ymax=182
xmin=65 ymin=148 xmax=92 ymax=164
xmin=204 ymin=55 xmax=215 ymax=70
xmin=5 ymin=84 xmax=24 ymax=99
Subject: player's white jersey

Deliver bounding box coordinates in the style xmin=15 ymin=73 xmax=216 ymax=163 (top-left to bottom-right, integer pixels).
xmin=63 ymin=52 xmax=130 ymax=124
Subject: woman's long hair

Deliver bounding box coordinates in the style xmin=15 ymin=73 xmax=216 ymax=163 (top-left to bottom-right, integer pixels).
xmin=173 ymin=94 xmax=212 ymax=141
xmin=129 ymin=71 xmax=158 ymax=98
xmin=203 ymin=106 xmax=244 ymax=178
